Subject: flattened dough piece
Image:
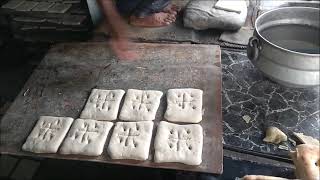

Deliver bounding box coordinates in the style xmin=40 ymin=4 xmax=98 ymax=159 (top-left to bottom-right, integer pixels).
xmin=22 ymin=116 xmax=74 ymax=153
xmin=164 ymin=88 xmax=203 ymax=123
xmin=119 ymin=89 xmax=163 ymax=121
xmin=80 ymin=89 xmax=125 ymax=121
xmin=293 ymin=132 xmax=320 ymax=146
xmin=108 ymin=121 xmax=153 ymax=160
xmin=154 ymin=121 xmax=203 ymax=165
xmin=59 ymin=119 xmax=113 ymax=156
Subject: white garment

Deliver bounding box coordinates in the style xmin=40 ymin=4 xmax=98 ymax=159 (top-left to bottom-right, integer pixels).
xmin=87 ymin=0 xmax=103 ymax=25
xmin=215 ymin=0 xmax=246 ymax=13
xmin=184 ymin=0 xmax=248 ymax=30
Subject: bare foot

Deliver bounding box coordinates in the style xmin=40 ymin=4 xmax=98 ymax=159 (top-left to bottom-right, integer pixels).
xmin=163 ymin=4 xmax=181 ymax=15
xmin=130 ymin=12 xmax=176 ymax=27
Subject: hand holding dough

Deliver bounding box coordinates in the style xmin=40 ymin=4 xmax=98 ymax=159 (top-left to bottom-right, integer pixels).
xmin=290 ymin=144 xmax=320 ymax=180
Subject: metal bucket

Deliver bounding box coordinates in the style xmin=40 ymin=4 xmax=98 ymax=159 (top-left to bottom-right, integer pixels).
xmin=247 ymin=7 xmax=320 ymax=87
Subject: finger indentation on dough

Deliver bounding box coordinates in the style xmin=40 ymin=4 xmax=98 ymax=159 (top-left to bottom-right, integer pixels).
xmin=49 ymin=134 xmax=54 ymax=140
xmin=164 ymin=89 xmax=203 ymax=123
xmin=75 ymin=133 xmax=80 ymax=139
xmin=23 ymin=116 xmax=74 ymax=154
xmin=108 ymin=121 xmax=153 ymax=160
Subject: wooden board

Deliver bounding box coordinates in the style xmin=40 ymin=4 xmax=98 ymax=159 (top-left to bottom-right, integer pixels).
xmin=0 ymin=42 xmax=223 ymax=174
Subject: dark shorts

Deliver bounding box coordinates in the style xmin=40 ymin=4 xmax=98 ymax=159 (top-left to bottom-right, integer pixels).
xmin=116 ymin=0 xmax=171 ymax=17
xmin=88 ymin=0 xmax=170 ymax=25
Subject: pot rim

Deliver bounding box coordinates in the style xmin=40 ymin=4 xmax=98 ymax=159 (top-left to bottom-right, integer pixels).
xmin=255 ymin=6 xmax=320 ymax=57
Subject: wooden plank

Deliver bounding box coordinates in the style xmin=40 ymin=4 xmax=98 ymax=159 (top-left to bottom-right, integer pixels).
xmin=0 ymin=42 xmax=223 ymax=174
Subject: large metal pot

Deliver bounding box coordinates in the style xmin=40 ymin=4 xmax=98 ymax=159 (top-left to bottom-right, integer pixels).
xmin=247 ymin=7 xmax=320 ymax=87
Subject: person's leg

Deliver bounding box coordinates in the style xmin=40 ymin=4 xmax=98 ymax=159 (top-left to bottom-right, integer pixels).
xmin=132 ymin=0 xmax=171 ymax=18
xmin=115 ymin=0 xmax=144 ymax=17
xmin=129 ymin=0 xmax=180 ymax=27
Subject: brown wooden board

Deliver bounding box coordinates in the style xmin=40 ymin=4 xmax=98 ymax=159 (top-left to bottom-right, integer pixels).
xmin=0 ymin=42 xmax=223 ymax=174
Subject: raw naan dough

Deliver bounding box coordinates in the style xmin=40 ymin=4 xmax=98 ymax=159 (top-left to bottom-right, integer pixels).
xmin=263 ymin=126 xmax=287 ymax=144
xmin=119 ymin=89 xmax=163 ymax=121
xmin=59 ymin=119 xmax=113 ymax=156
xmin=164 ymin=88 xmax=203 ymax=123
xmin=154 ymin=121 xmax=203 ymax=165
xmin=108 ymin=121 xmax=153 ymax=160
xmin=22 ymin=116 xmax=74 ymax=153
xmin=80 ymin=89 xmax=125 ymax=121
xmin=293 ymin=132 xmax=320 ymax=146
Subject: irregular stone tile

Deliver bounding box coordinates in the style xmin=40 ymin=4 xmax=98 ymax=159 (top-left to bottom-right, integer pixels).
xmin=269 ymin=93 xmax=287 ymax=111
xmin=221 ymin=50 xmax=319 ymax=156
xmin=226 ymin=90 xmax=252 ymax=103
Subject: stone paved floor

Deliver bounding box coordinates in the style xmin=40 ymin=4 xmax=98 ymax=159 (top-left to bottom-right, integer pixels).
xmin=0 ymin=40 xmax=48 ymax=118
xmin=221 ymin=49 xmax=320 ymax=157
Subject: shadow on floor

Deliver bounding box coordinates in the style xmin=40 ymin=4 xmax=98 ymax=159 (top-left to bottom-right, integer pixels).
xmin=0 ymin=39 xmax=49 ymax=118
